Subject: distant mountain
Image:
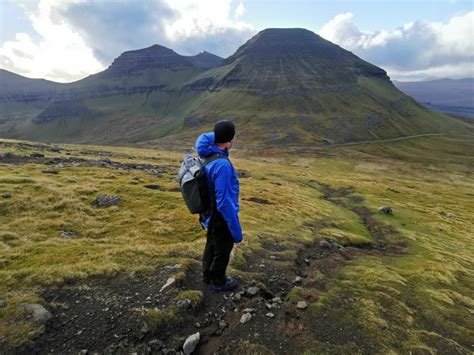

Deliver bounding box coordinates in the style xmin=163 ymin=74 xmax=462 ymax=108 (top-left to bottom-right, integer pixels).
xmin=394 ymin=78 xmax=474 ymax=118
xmin=0 ymin=29 xmax=471 ymax=145
xmin=186 ymin=51 xmax=224 ymax=70
xmin=0 ymin=69 xmax=62 ymax=100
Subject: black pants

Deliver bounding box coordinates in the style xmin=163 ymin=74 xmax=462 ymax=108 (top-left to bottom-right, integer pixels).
xmin=202 ymin=212 xmax=234 ymax=285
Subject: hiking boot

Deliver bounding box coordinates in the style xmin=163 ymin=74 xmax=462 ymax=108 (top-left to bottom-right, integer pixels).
xmin=210 ymin=277 xmax=238 ymax=292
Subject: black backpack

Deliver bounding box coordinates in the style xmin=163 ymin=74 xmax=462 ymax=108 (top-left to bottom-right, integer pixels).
xmin=178 ymin=153 xmax=226 ymax=214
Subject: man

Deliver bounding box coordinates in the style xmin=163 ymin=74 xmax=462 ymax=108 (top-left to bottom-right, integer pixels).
xmin=195 ymin=120 xmax=242 ymax=292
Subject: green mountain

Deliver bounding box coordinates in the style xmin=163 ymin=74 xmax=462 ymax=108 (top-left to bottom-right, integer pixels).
xmin=0 ymin=29 xmax=470 ymax=145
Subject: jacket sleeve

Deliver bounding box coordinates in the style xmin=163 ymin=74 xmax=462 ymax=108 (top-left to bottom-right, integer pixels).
xmin=213 ymin=161 xmax=243 ymax=243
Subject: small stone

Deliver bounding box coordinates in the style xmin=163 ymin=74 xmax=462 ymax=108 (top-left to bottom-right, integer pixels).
xmin=194 ymin=322 xmax=201 ymax=328
xmin=265 ymin=303 xmax=273 ymax=310
xmin=296 ymin=301 xmax=308 ymax=310
xmin=271 ymin=297 xmax=283 ymax=304
xmin=233 ymin=293 xmax=241 ymax=301
xmin=164 ymin=264 xmax=182 ymax=269
xmin=441 ymin=211 xmax=456 ymax=218
xmin=246 ymin=286 xmax=260 ymax=297
xmin=0 ymin=299 xmax=5 ymax=308
xmin=129 ymin=271 xmax=137 ymax=278
xmin=183 ymin=332 xmax=200 ymax=355
xmin=378 ymin=206 xmax=393 ymax=214
xmin=242 ymin=308 xmax=256 ymax=313
xmin=21 ymin=303 xmax=52 ymax=323
xmin=160 ymin=278 xmax=176 ymax=292
xmin=293 ymin=276 xmax=303 ymax=284
xmin=266 ymin=312 xmax=275 ymax=318
xmin=304 ymin=258 xmax=310 ymax=265
xmin=60 ymin=231 xmax=77 ymax=238
xmin=1 ymin=193 xmax=12 ymax=199
xmin=93 ymin=194 xmax=122 ymax=207
xmin=240 ymin=313 xmax=252 ymax=324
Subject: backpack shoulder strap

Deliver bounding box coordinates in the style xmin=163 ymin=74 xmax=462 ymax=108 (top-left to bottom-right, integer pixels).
xmin=202 ymin=153 xmax=228 ymax=167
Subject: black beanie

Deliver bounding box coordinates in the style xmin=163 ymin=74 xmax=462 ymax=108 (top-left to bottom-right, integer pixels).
xmin=214 ymin=120 xmax=235 ymax=143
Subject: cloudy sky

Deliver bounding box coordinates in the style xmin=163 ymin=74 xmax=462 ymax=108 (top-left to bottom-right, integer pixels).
xmin=0 ymin=0 xmax=473 ymax=82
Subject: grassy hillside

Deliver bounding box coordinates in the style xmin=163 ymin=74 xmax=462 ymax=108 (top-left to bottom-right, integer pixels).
xmin=0 ymin=135 xmax=472 ymax=353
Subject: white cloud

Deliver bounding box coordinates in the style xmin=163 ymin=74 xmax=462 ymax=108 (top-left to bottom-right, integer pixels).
xmin=319 ymin=11 xmax=474 ymax=81
xmin=0 ymin=0 xmax=104 ymax=82
xmin=0 ymin=0 xmax=255 ymax=82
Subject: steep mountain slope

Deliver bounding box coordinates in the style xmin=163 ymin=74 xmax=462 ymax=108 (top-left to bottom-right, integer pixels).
xmin=0 ymin=29 xmax=470 ymax=145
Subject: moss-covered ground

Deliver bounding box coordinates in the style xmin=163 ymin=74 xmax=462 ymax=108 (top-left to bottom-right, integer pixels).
xmin=0 ymin=135 xmax=472 ymax=353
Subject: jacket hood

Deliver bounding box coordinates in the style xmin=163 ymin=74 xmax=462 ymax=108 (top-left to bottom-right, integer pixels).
xmin=195 ymin=132 xmax=229 ymax=158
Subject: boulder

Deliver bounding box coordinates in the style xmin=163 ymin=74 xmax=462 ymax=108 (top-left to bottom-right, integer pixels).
xmin=183 ymin=332 xmax=200 ymax=355
xmin=21 ymin=303 xmax=52 ymax=323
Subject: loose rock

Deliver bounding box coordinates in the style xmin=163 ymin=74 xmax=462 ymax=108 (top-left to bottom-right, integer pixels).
xmin=272 ymin=297 xmax=283 ymax=304
xmin=378 ymin=206 xmax=393 ymax=214
xmin=242 ymin=308 xmax=256 ymax=314
xmin=60 ymin=231 xmax=77 ymax=239
xmin=21 ymin=303 xmax=52 ymax=323
xmin=240 ymin=313 xmax=252 ymax=324
xmin=183 ymin=332 xmax=200 ymax=355
xmin=266 ymin=312 xmax=275 ymax=318
xmin=293 ymin=276 xmax=303 ymax=284
xmin=160 ymin=278 xmax=176 ymax=292
xmin=246 ymin=286 xmax=260 ymax=297
xmin=441 ymin=211 xmax=456 ymax=218
xmin=93 ymin=194 xmax=122 ymax=207
xmin=296 ymin=301 xmax=308 ymax=310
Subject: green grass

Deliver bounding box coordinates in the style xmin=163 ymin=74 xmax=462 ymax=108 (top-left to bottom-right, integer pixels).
xmin=0 ymin=136 xmax=473 ymax=352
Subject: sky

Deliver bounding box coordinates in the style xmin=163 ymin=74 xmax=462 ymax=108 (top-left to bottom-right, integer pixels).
xmin=0 ymin=0 xmax=473 ymax=83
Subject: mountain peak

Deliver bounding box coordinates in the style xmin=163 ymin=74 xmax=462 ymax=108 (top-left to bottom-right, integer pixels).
xmin=104 ymin=44 xmax=193 ymax=76
xmin=193 ymin=27 xmax=387 ymax=94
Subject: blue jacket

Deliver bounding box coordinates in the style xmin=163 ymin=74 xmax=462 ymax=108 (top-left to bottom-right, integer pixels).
xmin=195 ymin=132 xmax=242 ymax=243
